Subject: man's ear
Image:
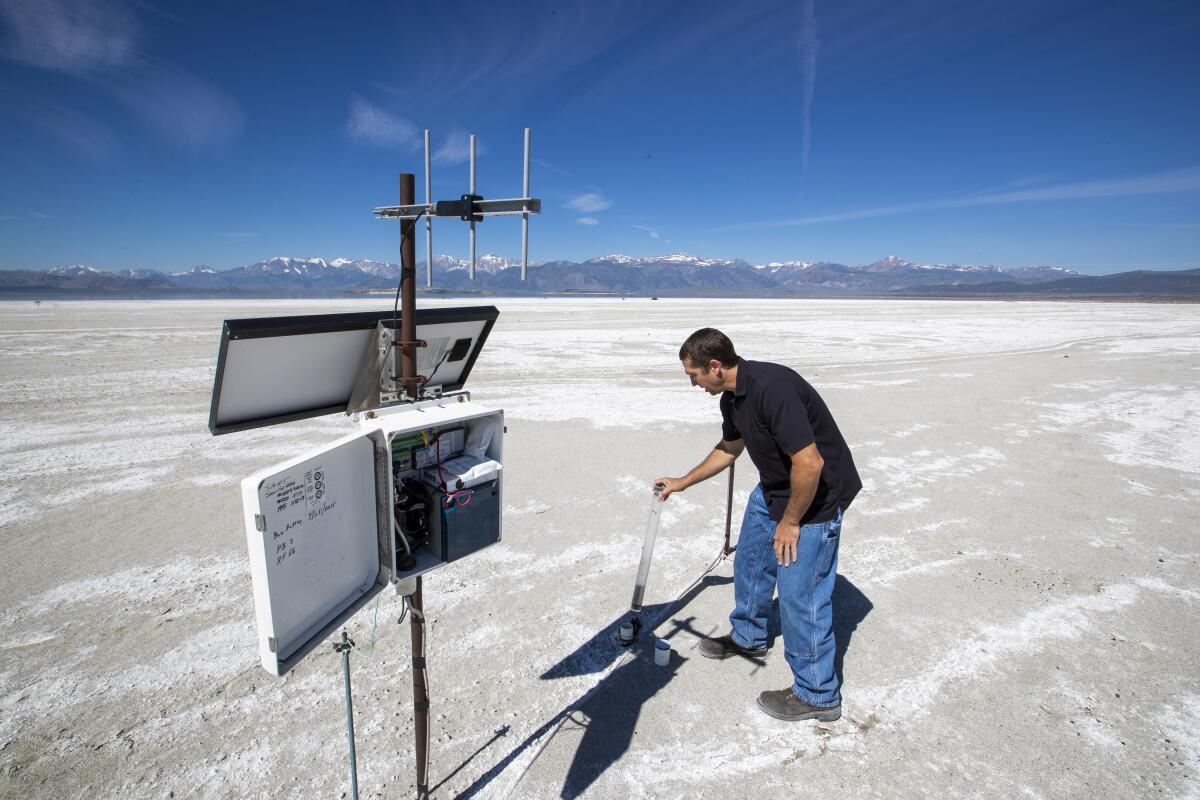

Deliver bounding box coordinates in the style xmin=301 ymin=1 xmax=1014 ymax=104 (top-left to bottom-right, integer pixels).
xmin=708 ymin=359 xmax=722 ymax=373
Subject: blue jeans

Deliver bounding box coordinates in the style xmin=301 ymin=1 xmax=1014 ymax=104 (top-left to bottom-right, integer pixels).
xmin=729 ymin=485 xmax=842 ymax=707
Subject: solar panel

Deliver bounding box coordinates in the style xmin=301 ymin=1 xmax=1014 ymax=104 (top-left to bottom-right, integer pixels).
xmin=208 ymin=306 xmax=498 ymax=435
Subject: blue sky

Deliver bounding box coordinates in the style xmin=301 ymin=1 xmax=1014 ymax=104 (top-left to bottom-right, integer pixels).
xmin=1 ymin=0 xmax=1198 ymax=274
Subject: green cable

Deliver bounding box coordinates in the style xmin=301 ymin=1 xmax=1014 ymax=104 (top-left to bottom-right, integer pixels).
xmin=352 ymin=592 xmax=383 ymax=661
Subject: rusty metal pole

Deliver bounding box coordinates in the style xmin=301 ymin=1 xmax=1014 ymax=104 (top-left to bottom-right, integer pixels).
xmin=409 ymin=580 xmax=429 ymax=800
xmin=399 ymin=172 xmax=431 ymax=800
xmin=399 ymin=173 xmax=420 ymax=401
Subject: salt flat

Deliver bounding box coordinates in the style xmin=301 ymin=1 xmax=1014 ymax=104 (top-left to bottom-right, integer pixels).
xmin=1 ymin=297 xmax=1198 ymax=799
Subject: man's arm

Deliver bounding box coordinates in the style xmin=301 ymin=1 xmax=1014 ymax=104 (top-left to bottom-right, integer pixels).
xmin=774 ymin=443 xmax=824 ymax=566
xmin=654 ymin=438 xmax=745 ymax=500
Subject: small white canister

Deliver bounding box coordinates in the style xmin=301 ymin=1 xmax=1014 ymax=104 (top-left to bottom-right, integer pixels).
xmin=654 ymin=638 xmax=671 ymax=666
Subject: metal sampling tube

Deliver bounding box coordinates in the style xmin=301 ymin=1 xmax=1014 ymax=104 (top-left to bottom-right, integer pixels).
xmin=629 ymin=487 xmax=665 ymax=613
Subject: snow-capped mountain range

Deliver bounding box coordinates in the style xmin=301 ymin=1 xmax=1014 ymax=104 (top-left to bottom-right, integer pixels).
xmin=6 ymin=253 xmax=1194 ymax=296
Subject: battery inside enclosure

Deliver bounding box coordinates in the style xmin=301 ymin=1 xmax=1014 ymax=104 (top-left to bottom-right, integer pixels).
xmin=423 ymin=479 xmax=500 ymax=563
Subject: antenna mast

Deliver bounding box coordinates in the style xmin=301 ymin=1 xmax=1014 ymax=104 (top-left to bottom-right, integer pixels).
xmin=377 ymin=129 xmax=540 ymax=800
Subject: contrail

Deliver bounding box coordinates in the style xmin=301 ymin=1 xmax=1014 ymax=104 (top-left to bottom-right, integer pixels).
xmin=799 ymin=0 xmax=820 ymax=185
xmin=716 ymin=166 xmax=1200 ymax=231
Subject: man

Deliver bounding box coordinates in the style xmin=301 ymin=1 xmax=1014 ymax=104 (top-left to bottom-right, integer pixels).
xmin=655 ymin=328 xmax=861 ymax=722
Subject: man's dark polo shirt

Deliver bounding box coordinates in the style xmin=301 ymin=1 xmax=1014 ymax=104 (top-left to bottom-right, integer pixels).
xmin=720 ymin=358 xmax=862 ymax=524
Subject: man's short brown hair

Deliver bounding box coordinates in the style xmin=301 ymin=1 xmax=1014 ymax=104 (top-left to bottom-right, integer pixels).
xmin=679 ymin=328 xmax=738 ymax=369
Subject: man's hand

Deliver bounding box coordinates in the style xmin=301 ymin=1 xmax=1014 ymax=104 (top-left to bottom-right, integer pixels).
xmin=653 ymin=442 xmax=741 ymax=503
xmin=774 ymin=520 xmax=800 ymax=566
xmin=652 ymin=476 xmax=687 ymax=501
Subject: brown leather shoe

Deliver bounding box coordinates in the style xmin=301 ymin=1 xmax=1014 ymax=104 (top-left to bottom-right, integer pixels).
xmin=757 ymin=687 xmax=841 ymax=721
xmin=698 ymin=634 xmax=768 ymax=659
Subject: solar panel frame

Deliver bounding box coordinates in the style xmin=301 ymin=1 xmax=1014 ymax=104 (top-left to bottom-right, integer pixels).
xmin=208 ymin=305 xmax=499 ymax=435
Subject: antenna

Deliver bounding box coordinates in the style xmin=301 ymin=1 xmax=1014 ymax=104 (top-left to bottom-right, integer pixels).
xmin=469 ymin=134 xmax=477 ymax=281
xmin=424 ymin=130 xmax=432 ymax=289
xmin=522 ymin=129 xmax=531 ymax=281
xmin=375 ymin=129 xmax=541 ymax=283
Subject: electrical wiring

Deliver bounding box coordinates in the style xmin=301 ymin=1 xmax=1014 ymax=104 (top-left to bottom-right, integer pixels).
xmin=393 ymin=511 xmax=413 ymax=554
xmin=395 ymin=595 xmax=432 ymax=715
xmin=655 ymin=542 xmax=730 ymax=621
xmin=443 ymin=490 xmax=473 ymax=509
xmin=420 ymin=348 xmax=452 ymax=388
xmin=351 ymin=592 xmax=383 ymax=661
xmin=391 ymin=209 xmax=426 ymax=335
xmin=433 ymin=425 xmax=450 ymax=489
xmin=383 ymin=208 xmax=428 ymax=395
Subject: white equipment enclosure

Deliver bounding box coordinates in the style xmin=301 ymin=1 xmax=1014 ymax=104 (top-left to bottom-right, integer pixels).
xmin=208 ymin=307 xmax=505 ymax=676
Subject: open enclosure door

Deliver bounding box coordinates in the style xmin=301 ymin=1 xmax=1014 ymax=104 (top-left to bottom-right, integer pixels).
xmin=242 ymin=431 xmax=389 ymax=676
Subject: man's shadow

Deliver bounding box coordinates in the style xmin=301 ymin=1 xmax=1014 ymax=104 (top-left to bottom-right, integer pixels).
xmin=452 ymin=574 xmax=732 ymax=799
xmin=766 ymin=574 xmax=874 ymax=688
xmin=553 ymin=576 xmax=872 ymax=798
xmin=452 ymin=574 xmax=871 ymax=799
xmin=555 ymin=620 xmax=689 ymax=798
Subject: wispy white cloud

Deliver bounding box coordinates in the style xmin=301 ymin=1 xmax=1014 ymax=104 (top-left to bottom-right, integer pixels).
xmin=576 ymin=217 xmax=600 ymax=226
xmin=369 ymin=4 xmax=637 ymax=103
xmin=432 ymin=128 xmax=484 ymax=166
xmin=110 ymin=60 xmax=243 ymax=149
xmin=15 ymin=99 xmax=119 ymax=159
xmin=633 ymin=224 xmax=660 ymax=239
xmin=0 ymin=210 xmax=51 ymax=220
xmin=974 ymin=175 xmax=1056 ymax=193
xmin=981 ymin=168 xmax=1200 ymax=202
xmin=566 ymin=191 xmax=612 ymax=213
xmin=0 ymin=0 xmax=243 ymax=151
xmin=719 ymin=167 xmax=1200 ymax=231
xmin=558 ymin=4 xmax=789 ymax=112
xmin=345 ymin=95 xmax=419 ymax=150
xmin=1143 ymin=222 xmax=1200 ymax=230
xmin=532 ymin=157 xmax=572 ymax=177
xmin=0 ymin=0 xmax=138 ymax=73
xmin=797 ymin=0 xmax=819 ymax=182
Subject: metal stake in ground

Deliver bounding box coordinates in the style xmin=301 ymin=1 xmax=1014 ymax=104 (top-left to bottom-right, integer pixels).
xmin=333 ymin=631 xmax=360 ymax=800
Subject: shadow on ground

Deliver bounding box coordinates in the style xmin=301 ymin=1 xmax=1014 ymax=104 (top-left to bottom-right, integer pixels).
xmin=766 ymin=573 xmax=875 ymax=687
xmin=451 ymin=574 xmax=872 ymax=799
xmin=451 ymin=574 xmax=731 ymax=799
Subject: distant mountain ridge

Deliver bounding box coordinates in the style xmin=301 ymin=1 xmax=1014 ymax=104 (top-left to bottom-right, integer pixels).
xmin=2 ymin=253 xmax=1196 ymax=297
